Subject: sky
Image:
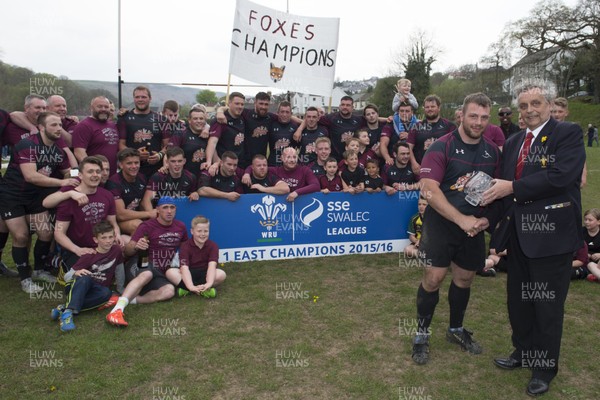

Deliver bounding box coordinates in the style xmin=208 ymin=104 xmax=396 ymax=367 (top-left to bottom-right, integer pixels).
xmin=0 ymin=0 xmax=577 ymax=93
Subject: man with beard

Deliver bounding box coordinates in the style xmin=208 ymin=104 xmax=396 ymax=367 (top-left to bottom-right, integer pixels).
xmin=407 ymin=95 xmax=457 ymax=175
xmin=411 ymin=93 xmax=500 ymax=366
xmin=380 ymin=102 xmax=418 ymax=166
xmin=5 ymin=95 xmax=77 ymax=168
xmin=482 ymin=79 xmax=585 ymax=396
xmin=383 ymin=142 xmax=418 ymax=194
xmin=197 ymin=151 xmax=244 ymax=201
xmin=0 ymin=112 xmax=76 ymax=293
xmin=141 ymin=147 xmax=198 ymax=210
xmin=105 ymin=148 xmax=154 ymax=236
xmin=168 ymin=108 xmax=210 ymax=173
xmin=9 ymin=95 xmax=79 ymax=147
xmin=305 ymin=96 xmax=366 ymax=161
xmin=118 ymin=86 xmax=167 ymax=179
xmin=216 ymin=94 xmax=302 ymax=168
xmin=294 ymin=107 xmax=329 ymax=166
xmin=244 ymin=154 xmax=290 ymax=195
xmin=243 ymin=147 xmax=319 ymax=202
xmin=73 ymin=97 xmax=120 ymax=176
xmin=50 ymin=156 xmax=123 ymax=276
xmin=498 ymin=106 xmax=520 ymax=140
xmin=106 ymin=196 xmax=187 ymax=327
xmin=238 ymin=91 xmax=276 ymax=168
xmin=206 ymin=92 xmax=246 ymax=170
xmin=160 ymin=100 xmax=186 ymax=139
xmin=268 ymin=101 xmax=298 ymax=166
xmin=363 ymin=104 xmax=384 ymax=149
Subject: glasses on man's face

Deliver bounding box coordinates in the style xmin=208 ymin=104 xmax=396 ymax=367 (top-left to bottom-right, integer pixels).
xmin=498 ymin=112 xmax=512 ymax=117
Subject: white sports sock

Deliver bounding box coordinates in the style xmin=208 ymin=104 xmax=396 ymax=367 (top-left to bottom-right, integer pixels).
xmin=111 ymin=296 xmax=129 ymax=313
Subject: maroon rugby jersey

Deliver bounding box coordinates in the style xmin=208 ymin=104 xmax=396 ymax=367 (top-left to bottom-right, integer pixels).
xmin=71 ymin=244 xmax=123 ymax=287
xmin=419 ymin=130 xmax=500 ymax=214
xmin=319 ymin=174 xmax=343 ymax=192
xmin=56 ymin=187 xmax=116 ymax=248
xmin=72 ymin=117 xmax=119 ymax=175
xmin=179 ymin=239 xmax=219 ymax=271
xmin=131 ymin=218 xmax=188 ymax=272
xmin=407 ymin=118 xmax=457 ymax=164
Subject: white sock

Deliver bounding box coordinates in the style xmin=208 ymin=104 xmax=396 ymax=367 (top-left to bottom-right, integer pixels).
xmin=111 ymin=296 xmax=129 ymax=313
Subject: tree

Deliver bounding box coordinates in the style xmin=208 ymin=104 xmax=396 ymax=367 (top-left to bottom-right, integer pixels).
xmin=430 ymin=72 xmax=448 ymax=87
xmin=508 ymin=0 xmax=600 ymax=102
xmin=432 ymin=79 xmax=472 ymax=108
xmin=390 ymin=30 xmax=439 ymax=104
xmin=402 ymin=40 xmax=436 ymax=102
xmin=480 ymin=37 xmax=512 ymax=88
xmin=195 ymin=89 xmax=218 ymax=105
xmin=0 ymin=61 xmax=118 ymax=114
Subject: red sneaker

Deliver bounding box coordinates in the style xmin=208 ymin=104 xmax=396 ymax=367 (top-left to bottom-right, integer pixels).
xmin=98 ymin=294 xmax=120 ymax=311
xmin=586 ymin=274 xmax=599 ymax=283
xmin=106 ymin=309 xmax=128 ymax=327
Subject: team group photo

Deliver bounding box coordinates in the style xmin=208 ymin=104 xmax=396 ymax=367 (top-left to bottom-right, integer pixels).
xmin=1 ymin=0 xmax=599 ymax=399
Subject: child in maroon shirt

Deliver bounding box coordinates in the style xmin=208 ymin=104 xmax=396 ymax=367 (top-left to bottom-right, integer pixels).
xmin=52 ymin=221 xmax=123 ymax=332
xmin=167 ymin=215 xmax=226 ymax=297
xmin=319 ymin=157 xmax=343 ymax=193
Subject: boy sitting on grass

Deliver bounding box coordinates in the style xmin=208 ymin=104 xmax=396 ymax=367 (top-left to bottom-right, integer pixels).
xmin=166 ymin=215 xmax=226 ymax=298
xmin=52 ymin=220 xmax=123 ymax=332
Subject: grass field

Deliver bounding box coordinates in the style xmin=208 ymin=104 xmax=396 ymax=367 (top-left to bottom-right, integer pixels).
xmin=0 ymin=148 xmax=599 ymax=399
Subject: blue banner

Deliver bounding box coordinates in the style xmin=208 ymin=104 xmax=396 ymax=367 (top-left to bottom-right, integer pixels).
xmin=174 ymin=191 xmax=419 ymax=262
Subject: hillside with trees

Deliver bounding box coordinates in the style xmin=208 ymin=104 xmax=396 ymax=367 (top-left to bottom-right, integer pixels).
xmin=0 ymin=61 xmax=116 ymax=115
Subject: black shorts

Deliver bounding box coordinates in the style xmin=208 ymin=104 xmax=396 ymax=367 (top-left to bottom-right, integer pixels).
xmin=176 ymin=268 xmax=208 ymax=290
xmin=418 ymin=207 xmax=485 ymax=271
xmin=0 ymin=191 xmax=45 ymax=220
xmin=139 ymin=264 xmax=173 ymax=296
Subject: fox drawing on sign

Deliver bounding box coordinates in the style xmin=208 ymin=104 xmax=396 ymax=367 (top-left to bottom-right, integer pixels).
xmin=270 ymin=63 xmax=285 ymax=82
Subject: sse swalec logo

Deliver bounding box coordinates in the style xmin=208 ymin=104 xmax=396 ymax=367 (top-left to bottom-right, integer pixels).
xmin=299 ymin=198 xmax=323 ymax=227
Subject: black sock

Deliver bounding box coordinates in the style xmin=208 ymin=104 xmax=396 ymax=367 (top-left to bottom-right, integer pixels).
xmin=448 ymin=281 xmax=471 ymax=329
xmin=13 ymin=246 xmax=30 ymax=281
xmin=416 ymin=284 xmax=439 ymax=335
xmin=0 ymin=231 xmax=8 ymax=257
xmin=33 ymin=240 xmax=52 ymax=271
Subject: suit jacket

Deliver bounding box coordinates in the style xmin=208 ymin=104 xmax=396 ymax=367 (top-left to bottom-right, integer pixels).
xmin=488 ymin=118 xmax=585 ymax=258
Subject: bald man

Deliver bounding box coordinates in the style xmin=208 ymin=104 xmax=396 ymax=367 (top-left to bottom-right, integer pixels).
xmin=72 ymin=97 xmax=120 ymax=175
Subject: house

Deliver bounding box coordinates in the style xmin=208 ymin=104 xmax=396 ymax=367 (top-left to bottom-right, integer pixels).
xmin=507 ymin=47 xmax=578 ymax=96
xmin=290 ymin=87 xmax=348 ymax=116
xmin=352 ymin=92 xmax=373 ymax=111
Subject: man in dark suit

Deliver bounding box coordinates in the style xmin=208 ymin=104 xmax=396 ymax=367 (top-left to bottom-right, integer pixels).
xmin=481 ymin=79 xmax=585 ymax=397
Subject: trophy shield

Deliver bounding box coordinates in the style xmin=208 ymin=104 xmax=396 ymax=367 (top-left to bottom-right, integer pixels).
xmin=463 ymin=171 xmax=493 ymax=206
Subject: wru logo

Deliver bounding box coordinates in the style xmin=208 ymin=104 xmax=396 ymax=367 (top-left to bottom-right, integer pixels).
xmin=251 ymin=195 xmax=287 ymax=230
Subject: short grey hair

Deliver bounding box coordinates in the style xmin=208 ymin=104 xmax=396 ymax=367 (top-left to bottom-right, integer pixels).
xmin=25 ymin=94 xmax=46 ymax=107
xmin=513 ymin=78 xmax=557 ymax=105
